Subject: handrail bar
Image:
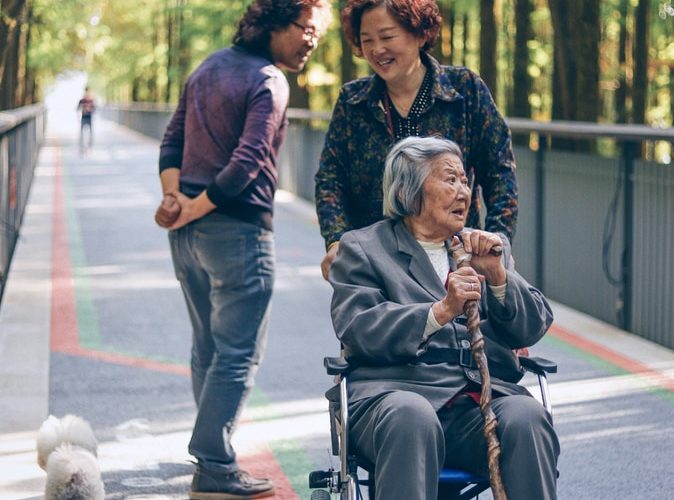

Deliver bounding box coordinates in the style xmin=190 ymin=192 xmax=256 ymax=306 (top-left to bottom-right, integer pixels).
xmin=506 ymin=117 xmax=674 ymax=142
xmin=0 ymin=104 xmax=45 ymax=134
xmin=102 ymin=103 xmax=674 ymax=142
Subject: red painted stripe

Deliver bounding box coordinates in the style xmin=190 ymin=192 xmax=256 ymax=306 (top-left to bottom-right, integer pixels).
xmin=51 ymin=343 xmax=191 ymax=376
xmin=550 ymin=324 xmax=674 ymax=393
xmin=50 ymin=145 xmax=80 ymax=351
xmin=49 ymin=143 xmax=190 ymax=378
xmin=47 ymin=143 xmax=297 ymax=496
xmin=239 ymin=448 xmax=300 ymax=500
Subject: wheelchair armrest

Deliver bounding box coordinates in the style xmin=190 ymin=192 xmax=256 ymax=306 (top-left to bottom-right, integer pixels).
xmin=519 ymin=356 xmax=558 ymax=374
xmin=324 ymin=356 xmax=350 ymax=376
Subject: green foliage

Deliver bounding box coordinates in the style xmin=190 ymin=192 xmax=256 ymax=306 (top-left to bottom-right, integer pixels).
xmin=22 ymin=0 xmax=674 ymax=129
xmin=28 ymin=0 xmax=97 ymax=87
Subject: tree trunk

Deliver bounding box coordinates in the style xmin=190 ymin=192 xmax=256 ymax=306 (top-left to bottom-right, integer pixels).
xmin=287 ymin=71 xmax=310 ymax=108
xmin=447 ymin=5 xmax=456 ymax=65
xmin=177 ymin=0 xmax=191 ymax=96
xmin=548 ymin=0 xmax=574 ymax=121
xmin=548 ymin=0 xmax=600 ymax=150
xmin=512 ymin=0 xmax=531 ymax=119
xmin=615 ymin=0 xmax=629 ymax=123
xmin=339 ymin=30 xmax=356 ymax=85
xmin=435 ymin=1 xmax=456 ymax=65
xmin=22 ymin=0 xmax=34 ymax=106
xmin=165 ymin=0 xmax=175 ymax=103
xmin=23 ymin=44 xmax=35 ymax=105
xmin=148 ymin=12 xmax=160 ymax=102
xmin=132 ymin=77 xmax=141 ymax=102
xmin=574 ymin=0 xmax=600 ymax=124
xmin=14 ymin=0 xmax=29 ymax=107
xmin=670 ymin=66 xmax=674 ymax=128
xmin=0 ymin=0 xmax=27 ymax=110
xmin=462 ymin=13 xmax=469 ymax=67
xmin=432 ymin=2 xmax=454 ymax=65
xmin=632 ymin=0 xmax=649 ymax=125
xmin=480 ymin=0 xmax=498 ymax=96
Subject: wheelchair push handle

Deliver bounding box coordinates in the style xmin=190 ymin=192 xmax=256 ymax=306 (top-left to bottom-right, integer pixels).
xmin=519 ymin=355 xmax=557 ymax=374
xmin=324 ymin=356 xmax=350 ymax=376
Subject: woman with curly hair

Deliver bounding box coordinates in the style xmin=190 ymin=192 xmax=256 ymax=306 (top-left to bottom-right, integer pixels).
xmin=315 ymin=0 xmax=519 ymax=280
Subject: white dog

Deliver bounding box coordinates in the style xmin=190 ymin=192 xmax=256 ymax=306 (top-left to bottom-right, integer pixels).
xmin=36 ymin=414 xmax=105 ymax=500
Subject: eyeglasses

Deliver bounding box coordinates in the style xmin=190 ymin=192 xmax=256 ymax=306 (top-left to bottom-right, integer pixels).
xmin=290 ymin=20 xmax=319 ymax=40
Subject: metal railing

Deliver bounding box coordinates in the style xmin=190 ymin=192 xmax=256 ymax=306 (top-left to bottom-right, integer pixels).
xmin=0 ymin=104 xmax=47 ymax=305
xmin=100 ymin=104 xmax=674 ymax=350
xmin=505 ymin=120 xmax=674 ymax=339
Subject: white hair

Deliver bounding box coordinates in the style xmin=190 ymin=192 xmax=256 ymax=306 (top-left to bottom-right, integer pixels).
xmin=382 ymin=136 xmax=463 ymax=219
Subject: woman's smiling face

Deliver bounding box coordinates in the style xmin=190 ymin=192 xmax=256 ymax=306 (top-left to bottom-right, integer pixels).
xmin=359 ymin=4 xmax=424 ymax=86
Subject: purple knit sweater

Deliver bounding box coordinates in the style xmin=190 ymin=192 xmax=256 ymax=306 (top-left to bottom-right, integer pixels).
xmin=159 ymin=45 xmax=289 ymax=230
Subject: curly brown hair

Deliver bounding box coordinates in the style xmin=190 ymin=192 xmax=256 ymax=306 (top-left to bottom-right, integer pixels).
xmin=341 ymin=0 xmax=441 ymax=56
xmin=233 ymin=0 xmax=332 ymax=53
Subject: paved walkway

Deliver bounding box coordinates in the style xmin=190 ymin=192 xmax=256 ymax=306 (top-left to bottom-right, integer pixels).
xmin=1 ymin=115 xmax=673 ymax=500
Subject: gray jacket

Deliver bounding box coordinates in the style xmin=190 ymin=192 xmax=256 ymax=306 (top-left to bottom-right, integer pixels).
xmin=329 ymin=219 xmax=553 ymax=409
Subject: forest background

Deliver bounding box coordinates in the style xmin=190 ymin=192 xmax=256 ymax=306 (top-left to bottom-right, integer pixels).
xmin=1 ymin=0 xmax=672 ymax=136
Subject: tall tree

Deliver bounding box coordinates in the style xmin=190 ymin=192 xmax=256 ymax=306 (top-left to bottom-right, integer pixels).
xmin=632 ymin=0 xmax=649 ymax=124
xmin=176 ymin=0 xmax=190 ymax=96
xmin=165 ymin=0 xmax=176 ymax=102
xmin=339 ymin=30 xmax=356 ymax=85
xmin=615 ymin=0 xmax=629 ymax=123
xmin=548 ymin=0 xmax=600 ymax=122
xmin=479 ymin=0 xmax=498 ymax=95
xmin=574 ymin=0 xmax=600 ymax=123
xmin=432 ymin=1 xmax=454 ymax=65
xmin=462 ymin=12 xmax=469 ymax=67
xmin=0 ymin=0 xmax=28 ymax=110
xmin=287 ymin=71 xmax=310 ymax=108
xmin=512 ymin=0 xmax=532 ymax=119
xmin=338 ymin=0 xmax=356 ymax=85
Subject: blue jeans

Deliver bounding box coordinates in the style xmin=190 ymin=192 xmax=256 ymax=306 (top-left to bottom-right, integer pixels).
xmin=169 ymin=213 xmax=275 ymax=471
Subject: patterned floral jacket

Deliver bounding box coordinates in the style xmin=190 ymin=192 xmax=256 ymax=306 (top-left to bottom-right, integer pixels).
xmin=314 ymin=54 xmax=518 ymax=248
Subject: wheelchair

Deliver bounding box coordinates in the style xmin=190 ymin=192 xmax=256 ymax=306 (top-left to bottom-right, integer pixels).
xmin=308 ymin=353 xmax=557 ymax=500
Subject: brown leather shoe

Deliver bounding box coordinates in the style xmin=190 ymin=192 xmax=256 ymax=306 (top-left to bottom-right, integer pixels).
xmin=189 ymin=466 xmax=274 ymax=499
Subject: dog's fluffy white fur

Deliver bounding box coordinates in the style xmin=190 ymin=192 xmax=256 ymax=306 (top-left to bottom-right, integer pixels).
xmin=36 ymin=414 xmax=105 ymax=500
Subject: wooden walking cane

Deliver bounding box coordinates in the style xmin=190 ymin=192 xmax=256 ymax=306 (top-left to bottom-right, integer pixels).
xmin=449 ymin=239 xmax=508 ymax=500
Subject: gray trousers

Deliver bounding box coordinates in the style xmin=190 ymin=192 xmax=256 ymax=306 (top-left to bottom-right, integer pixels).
xmin=349 ymin=390 xmax=559 ymax=500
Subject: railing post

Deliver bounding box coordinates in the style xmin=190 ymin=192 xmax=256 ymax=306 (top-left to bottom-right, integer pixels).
xmin=535 ymin=133 xmax=546 ymax=292
xmin=620 ymin=141 xmax=636 ymax=332
xmin=0 ymin=134 xmax=9 ymax=298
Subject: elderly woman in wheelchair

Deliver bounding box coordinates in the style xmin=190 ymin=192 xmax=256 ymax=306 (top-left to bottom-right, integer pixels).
xmin=317 ymin=136 xmax=560 ymax=500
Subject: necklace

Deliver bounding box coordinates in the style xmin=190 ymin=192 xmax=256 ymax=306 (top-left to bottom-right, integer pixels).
xmin=384 ymin=69 xmax=432 ymax=140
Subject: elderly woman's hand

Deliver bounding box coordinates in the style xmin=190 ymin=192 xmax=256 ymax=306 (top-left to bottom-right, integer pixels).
xmin=431 ymin=266 xmax=483 ymax=325
xmin=459 ymin=231 xmax=506 ymax=286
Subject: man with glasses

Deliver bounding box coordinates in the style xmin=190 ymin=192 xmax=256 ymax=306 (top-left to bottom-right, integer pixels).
xmin=291 ymin=19 xmax=320 ymax=40
xmin=156 ymin=1 xmax=331 ymax=498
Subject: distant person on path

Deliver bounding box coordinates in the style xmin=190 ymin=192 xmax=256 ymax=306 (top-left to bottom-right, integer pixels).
xmin=155 ymin=1 xmax=331 ymax=499
xmin=315 ymin=0 xmax=519 ymax=280
xmin=76 ymin=88 xmax=95 ymax=152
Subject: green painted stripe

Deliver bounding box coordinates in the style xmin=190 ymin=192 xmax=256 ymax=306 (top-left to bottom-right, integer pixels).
xmin=247 ymin=387 xmax=326 ymax=498
xmin=542 ymin=335 xmax=674 ymax=404
xmin=62 ymin=153 xmax=102 ymax=348
xmin=60 ymin=149 xmax=314 ymax=496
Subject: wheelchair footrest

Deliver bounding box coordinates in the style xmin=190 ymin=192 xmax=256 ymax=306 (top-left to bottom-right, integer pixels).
xmin=309 ymin=469 xmax=333 ymax=489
